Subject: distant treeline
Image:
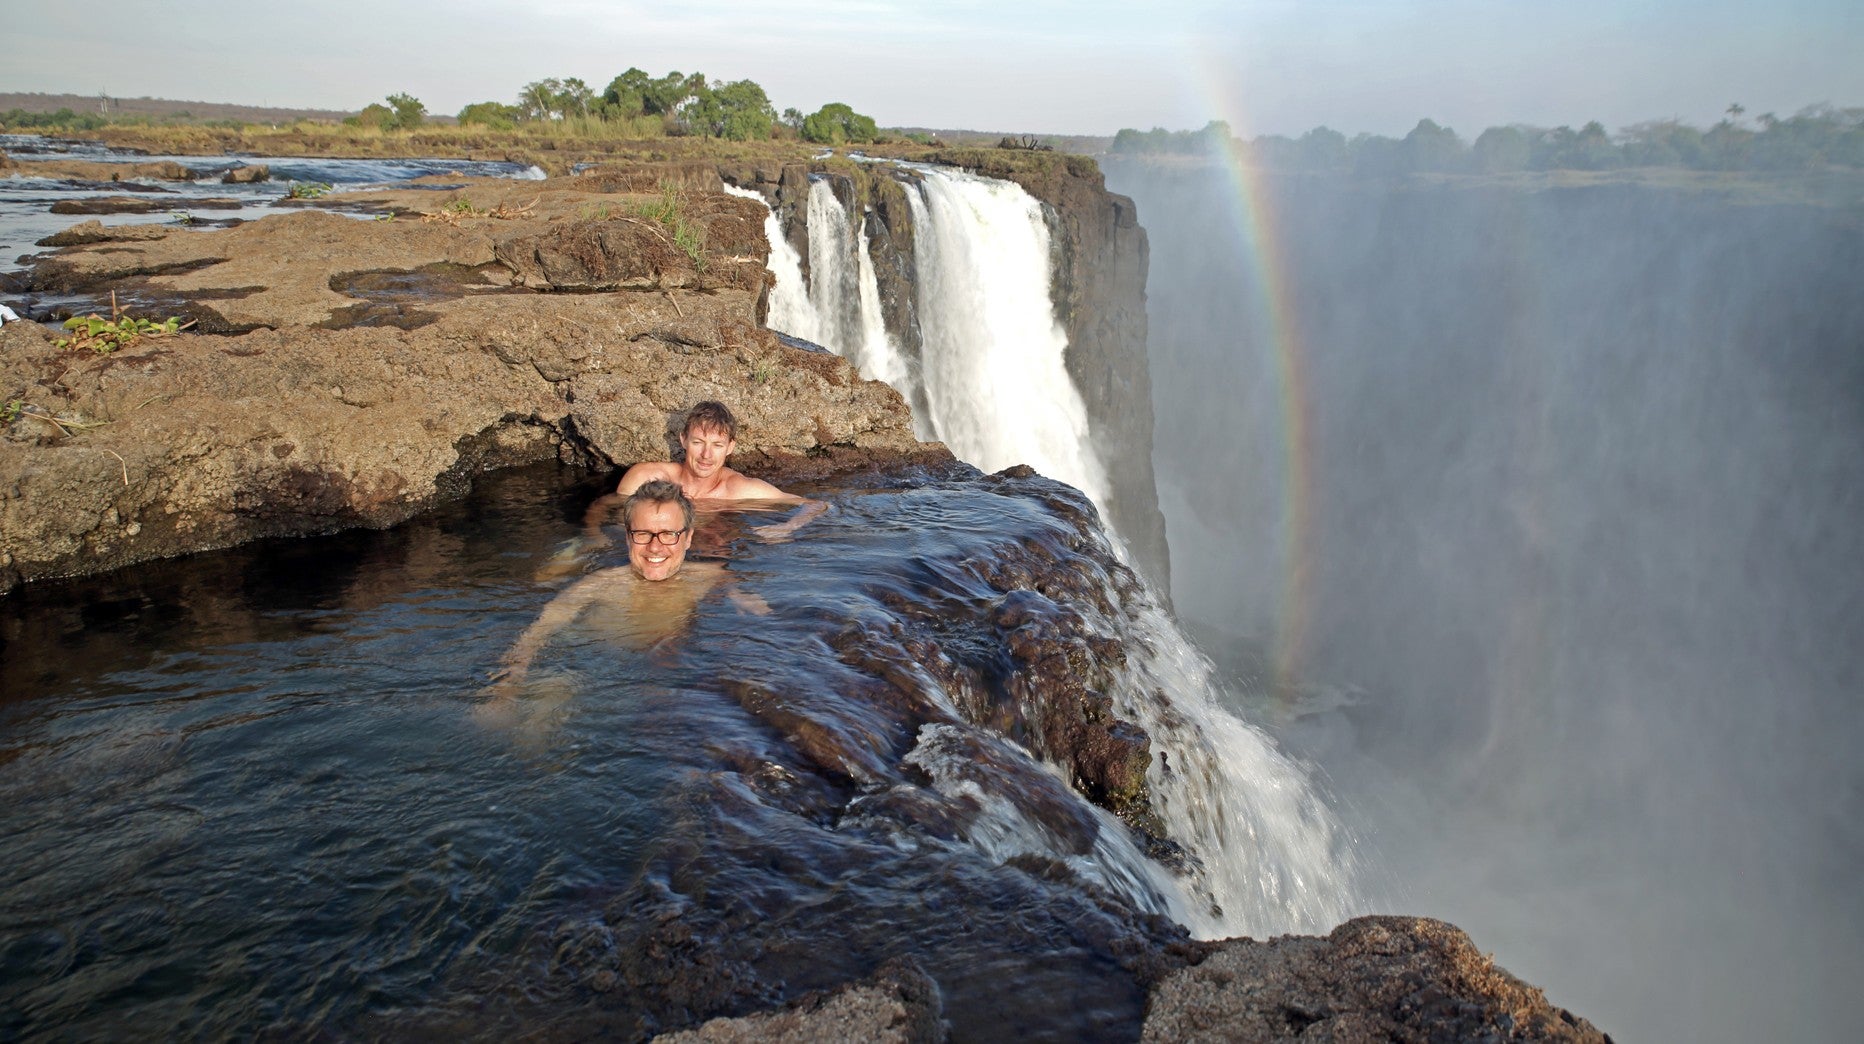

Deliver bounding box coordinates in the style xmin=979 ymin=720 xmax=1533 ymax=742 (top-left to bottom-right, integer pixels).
xmin=0 ymin=72 xmax=903 ymax=147
xmin=444 ymin=70 xmax=892 ymax=144
xmin=3 ymin=107 xmax=113 ymax=131
xmin=1111 ymin=105 xmax=1864 ymax=172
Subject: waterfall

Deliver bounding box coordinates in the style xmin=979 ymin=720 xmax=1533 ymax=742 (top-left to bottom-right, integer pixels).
xmin=752 ymin=165 xmax=1362 ymax=939
xmin=760 ymin=167 xmax=1109 ymax=509
xmin=730 ymin=181 xmax=917 ymax=410
xmin=905 ymin=169 xmax=1110 ymax=508
xmin=1115 ymin=601 xmax=1362 ymax=937
xmin=725 ymin=183 xmax=813 ymax=340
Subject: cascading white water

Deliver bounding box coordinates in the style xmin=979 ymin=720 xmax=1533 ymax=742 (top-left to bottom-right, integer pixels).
xmin=756 ymin=164 xmax=1362 ymax=938
xmin=760 ymin=167 xmax=1109 ymax=509
xmin=1113 ymin=601 xmax=1362 ymax=938
xmin=724 ymin=183 xmax=813 ymax=338
xmin=730 ymin=180 xmax=916 ymax=405
xmin=904 ymin=169 xmax=1111 ymax=508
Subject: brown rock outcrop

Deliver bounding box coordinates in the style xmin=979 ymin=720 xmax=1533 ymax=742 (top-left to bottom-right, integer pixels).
xmin=221 ymin=164 xmax=269 ymax=184
xmin=1142 ymin=916 xmax=1611 ymax=1042
xmin=35 ymin=219 xmax=172 ymax=247
xmin=1 ymin=175 xmax=937 ymax=595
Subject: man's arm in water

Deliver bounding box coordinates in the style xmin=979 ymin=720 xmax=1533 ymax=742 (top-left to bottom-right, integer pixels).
xmin=486 ymin=571 xmax=618 ymax=694
xmin=729 ymin=474 xmax=828 ymax=541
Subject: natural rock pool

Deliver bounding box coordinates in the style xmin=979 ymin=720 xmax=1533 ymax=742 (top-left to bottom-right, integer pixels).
xmin=0 ymin=461 xmax=1357 ymax=1041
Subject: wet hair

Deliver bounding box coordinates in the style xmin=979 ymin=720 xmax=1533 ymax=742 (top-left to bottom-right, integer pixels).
xmin=624 ymin=479 xmax=694 ymax=532
xmin=682 ymin=400 xmax=738 ymax=441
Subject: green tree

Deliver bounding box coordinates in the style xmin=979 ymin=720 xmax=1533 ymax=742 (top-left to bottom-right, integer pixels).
xmin=458 ymin=101 xmax=520 ymax=130
xmin=603 ymin=68 xmax=651 ymax=118
xmin=801 ymin=102 xmax=880 ymax=144
xmin=345 ymin=103 xmax=396 ymax=130
xmin=556 ymin=78 xmax=594 ymax=119
xmin=1399 ymin=118 xmax=1464 ymax=171
xmin=519 ymin=79 xmax=562 ymax=121
xmin=688 ymin=79 xmax=776 ymax=140
xmin=385 ymin=92 xmax=425 ymax=130
xmin=643 ymin=71 xmax=702 ymax=116
xmin=1471 ymin=125 xmax=1530 ymax=171
xmin=1571 ymin=120 xmax=1620 ymax=169
xmin=1296 ymin=126 xmax=1348 ymax=167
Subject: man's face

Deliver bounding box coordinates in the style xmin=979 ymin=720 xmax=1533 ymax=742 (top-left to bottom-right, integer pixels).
xmin=625 ymin=499 xmax=692 ymax=581
xmin=681 ymin=424 xmax=735 ymax=480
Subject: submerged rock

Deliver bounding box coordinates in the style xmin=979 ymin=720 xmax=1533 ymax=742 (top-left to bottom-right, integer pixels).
xmin=49 ymin=195 xmax=243 ymax=215
xmin=653 ymin=958 xmax=943 ymax=1044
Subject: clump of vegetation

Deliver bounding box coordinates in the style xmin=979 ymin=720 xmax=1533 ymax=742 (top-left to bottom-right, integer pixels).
xmin=422 ymin=195 xmax=536 ymax=225
xmin=345 ymin=92 xmax=426 ymax=131
xmin=997 ymin=134 xmax=1054 ymax=152
xmin=53 ymin=295 xmax=193 ymax=353
xmin=800 ymin=103 xmax=882 ymax=146
xmin=2 ymin=399 xmax=21 ymax=424
xmin=633 ymin=182 xmax=707 ymax=271
xmin=287 ymin=181 xmax=333 ymax=199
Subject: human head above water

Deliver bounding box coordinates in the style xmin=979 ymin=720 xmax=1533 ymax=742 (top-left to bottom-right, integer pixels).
xmin=624 ymin=479 xmax=695 ymax=533
xmin=622 ymin=479 xmax=695 ymax=581
xmin=681 ymin=400 xmax=738 ymax=442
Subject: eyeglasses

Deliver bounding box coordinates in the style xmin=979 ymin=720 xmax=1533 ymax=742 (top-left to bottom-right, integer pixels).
xmin=627 ymin=528 xmax=688 ymax=546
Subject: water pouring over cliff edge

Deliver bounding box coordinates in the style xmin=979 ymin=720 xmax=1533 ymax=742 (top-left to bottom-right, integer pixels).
xmin=739 ymin=163 xmax=1364 ymax=940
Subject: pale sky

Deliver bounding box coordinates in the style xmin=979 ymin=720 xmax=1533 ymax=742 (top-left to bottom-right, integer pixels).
xmin=4 ymin=0 xmax=1859 ymax=138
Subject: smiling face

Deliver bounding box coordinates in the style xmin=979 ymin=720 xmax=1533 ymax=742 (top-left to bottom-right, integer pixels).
xmin=681 ymin=423 xmax=736 ymax=483
xmin=625 ymin=498 xmax=692 ymax=581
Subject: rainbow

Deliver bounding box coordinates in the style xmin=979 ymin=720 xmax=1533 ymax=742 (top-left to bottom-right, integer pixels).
xmin=1197 ymin=87 xmax=1318 ymax=699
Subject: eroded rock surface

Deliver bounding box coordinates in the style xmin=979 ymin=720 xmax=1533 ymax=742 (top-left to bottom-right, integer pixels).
xmin=1142 ymin=916 xmax=1612 ymax=1043
xmin=1 ymin=174 xmax=936 ymax=594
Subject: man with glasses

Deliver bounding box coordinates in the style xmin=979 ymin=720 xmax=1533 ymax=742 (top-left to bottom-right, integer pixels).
xmin=479 ymin=481 xmax=753 ymax=725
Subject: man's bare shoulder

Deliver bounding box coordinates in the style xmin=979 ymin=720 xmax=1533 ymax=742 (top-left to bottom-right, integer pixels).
xmin=717 ymin=470 xmax=799 ymax=503
xmin=618 ymin=461 xmax=681 ymax=493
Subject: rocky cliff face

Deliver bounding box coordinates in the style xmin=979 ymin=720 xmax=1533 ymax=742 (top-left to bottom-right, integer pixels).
xmin=731 ymin=154 xmax=1171 ymax=597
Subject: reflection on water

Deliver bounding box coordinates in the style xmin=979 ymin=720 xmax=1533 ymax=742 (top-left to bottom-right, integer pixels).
xmin=4 ymin=461 xmax=1341 ymax=1041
